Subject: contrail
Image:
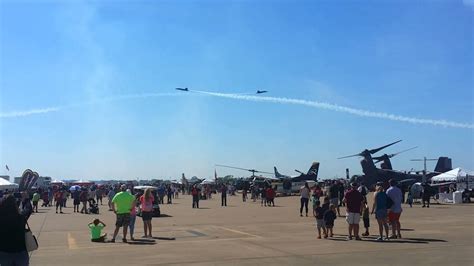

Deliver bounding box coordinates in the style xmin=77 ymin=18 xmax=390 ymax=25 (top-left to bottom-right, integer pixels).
xmin=193 ymin=90 xmax=474 ymax=129
xmin=0 ymin=107 xmax=63 ymax=118
xmin=0 ymin=92 xmax=180 ymax=118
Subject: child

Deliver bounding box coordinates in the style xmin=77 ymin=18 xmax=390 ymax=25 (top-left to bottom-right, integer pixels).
xmin=324 ymin=204 xmax=337 ymax=237
xmin=362 ymin=200 xmax=370 ymax=236
xmin=88 ymin=219 xmax=107 ymax=242
xmin=313 ymin=200 xmax=327 ymax=239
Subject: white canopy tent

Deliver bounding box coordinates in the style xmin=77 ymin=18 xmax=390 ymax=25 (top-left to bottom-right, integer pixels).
xmin=50 ymin=179 xmax=65 ymax=184
xmin=0 ymin=178 xmax=19 ymax=190
xmin=431 ymin=168 xmax=474 ymax=190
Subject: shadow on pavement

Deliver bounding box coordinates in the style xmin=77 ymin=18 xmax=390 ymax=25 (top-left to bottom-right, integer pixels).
xmin=151 ymin=236 xmax=176 ymax=241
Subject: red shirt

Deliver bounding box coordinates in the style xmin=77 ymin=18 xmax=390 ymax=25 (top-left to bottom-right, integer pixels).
xmin=54 ymin=192 xmax=63 ymax=201
xmin=344 ymin=188 xmax=363 ymax=213
xmin=266 ymin=188 xmax=275 ymax=199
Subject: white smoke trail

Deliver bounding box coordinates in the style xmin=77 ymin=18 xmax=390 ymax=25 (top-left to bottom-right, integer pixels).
xmin=0 ymin=92 xmax=180 ymax=118
xmin=193 ymin=90 xmax=474 ymax=130
xmin=0 ymin=107 xmax=62 ymax=118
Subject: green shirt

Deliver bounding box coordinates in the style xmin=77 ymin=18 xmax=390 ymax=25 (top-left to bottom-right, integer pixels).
xmin=32 ymin=193 xmax=40 ymax=202
xmin=112 ymin=191 xmax=135 ymax=214
xmin=89 ymin=224 xmax=104 ymax=239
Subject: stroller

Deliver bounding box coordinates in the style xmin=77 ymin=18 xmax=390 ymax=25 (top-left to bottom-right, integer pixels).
xmin=88 ymin=199 xmax=99 ymax=214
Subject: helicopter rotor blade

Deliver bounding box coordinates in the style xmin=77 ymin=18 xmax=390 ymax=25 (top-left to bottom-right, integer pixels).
xmin=215 ymin=164 xmax=272 ymax=175
xmin=368 ymin=140 xmax=402 ymax=155
xmin=215 ymin=164 xmax=252 ymax=172
xmin=337 ymin=153 xmax=362 ymax=159
xmin=390 ymin=146 xmax=418 ymax=158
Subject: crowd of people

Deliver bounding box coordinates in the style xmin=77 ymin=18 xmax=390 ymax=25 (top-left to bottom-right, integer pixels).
xmin=306 ymin=179 xmax=404 ymax=241
xmin=0 ymin=176 xmax=453 ymax=265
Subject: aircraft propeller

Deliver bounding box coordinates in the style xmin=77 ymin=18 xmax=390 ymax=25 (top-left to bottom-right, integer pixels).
xmin=372 ymin=146 xmax=418 ymax=164
xmin=337 ymin=140 xmax=402 ymax=159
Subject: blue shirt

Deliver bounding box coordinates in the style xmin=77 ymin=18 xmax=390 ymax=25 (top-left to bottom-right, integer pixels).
xmin=386 ymin=186 xmax=403 ymax=213
xmin=375 ymin=191 xmax=388 ymax=211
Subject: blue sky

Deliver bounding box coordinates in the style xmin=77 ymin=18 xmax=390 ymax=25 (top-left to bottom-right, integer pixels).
xmin=0 ymin=0 xmax=473 ymax=181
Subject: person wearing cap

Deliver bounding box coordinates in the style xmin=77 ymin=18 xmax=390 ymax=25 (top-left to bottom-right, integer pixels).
xmin=110 ymin=185 xmax=135 ymax=243
xmin=343 ymin=182 xmax=364 ymax=240
xmin=386 ymin=179 xmax=403 ymax=239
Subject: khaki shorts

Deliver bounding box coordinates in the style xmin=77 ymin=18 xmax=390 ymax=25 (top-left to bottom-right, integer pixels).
xmin=346 ymin=212 xmax=360 ymax=225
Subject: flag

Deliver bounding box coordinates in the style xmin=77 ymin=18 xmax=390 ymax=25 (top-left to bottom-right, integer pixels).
xmin=5 ymin=165 xmax=9 ymax=171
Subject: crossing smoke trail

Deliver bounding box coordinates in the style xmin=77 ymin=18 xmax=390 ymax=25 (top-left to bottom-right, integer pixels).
xmin=0 ymin=92 xmax=180 ymax=118
xmin=193 ymin=90 xmax=474 ymax=130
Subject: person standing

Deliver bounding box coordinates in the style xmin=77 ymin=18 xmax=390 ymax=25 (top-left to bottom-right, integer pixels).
xmin=371 ymin=184 xmax=389 ymax=241
xmin=221 ymin=184 xmax=228 ymax=207
xmin=387 ymin=179 xmax=403 ymax=239
xmin=111 ymin=185 xmax=135 ymax=243
xmin=54 ymin=189 xmax=64 ymax=214
xmin=32 ymin=191 xmax=40 ymax=213
xmin=140 ymin=188 xmax=154 ymax=238
xmin=192 ymin=185 xmax=200 ymax=208
xmin=0 ymin=195 xmax=30 ymax=266
xmin=167 ymin=186 xmax=173 ymax=204
xmin=266 ymin=186 xmax=275 ymax=207
xmin=96 ymin=187 xmax=103 ymax=205
xmin=422 ymin=183 xmax=431 ymax=208
xmin=329 ymin=181 xmax=341 ymax=216
xmin=80 ymin=188 xmax=88 ymax=214
xmin=242 ymin=188 xmax=247 ymax=202
xmin=300 ymin=182 xmax=310 ymax=217
xmin=107 ymin=188 xmax=116 ymax=211
xmin=73 ymin=189 xmax=81 ymax=213
xmin=344 ymin=182 xmax=364 ymax=240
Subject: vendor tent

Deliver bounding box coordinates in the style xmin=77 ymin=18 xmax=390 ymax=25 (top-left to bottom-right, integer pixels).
xmin=71 ymin=179 xmax=94 ymax=185
xmin=0 ymin=178 xmax=19 ymax=190
xmin=50 ymin=179 xmax=65 ymax=184
xmin=431 ymin=168 xmax=474 ymax=190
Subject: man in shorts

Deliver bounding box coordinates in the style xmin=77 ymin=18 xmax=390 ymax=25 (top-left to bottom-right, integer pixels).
xmin=111 ymin=185 xmax=135 ymax=243
xmin=344 ymin=182 xmax=364 ymax=240
xmin=386 ymin=179 xmax=403 ymax=239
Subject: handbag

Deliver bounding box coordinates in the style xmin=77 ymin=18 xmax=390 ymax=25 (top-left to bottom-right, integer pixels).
xmin=25 ymin=220 xmax=39 ymax=252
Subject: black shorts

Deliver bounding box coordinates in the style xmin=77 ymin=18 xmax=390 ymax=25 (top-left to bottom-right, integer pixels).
xmin=115 ymin=213 xmax=131 ymax=227
xmin=363 ymin=217 xmax=370 ymax=228
xmin=142 ymin=211 xmax=153 ymax=221
xmin=73 ymin=199 xmax=80 ymax=205
xmin=33 ymin=201 xmax=38 ymax=206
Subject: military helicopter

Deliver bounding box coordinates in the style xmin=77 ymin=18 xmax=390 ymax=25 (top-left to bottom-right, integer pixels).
xmin=338 ymin=140 xmax=420 ymax=189
xmin=215 ymin=164 xmax=276 ymax=189
xmin=372 ymin=146 xmax=418 ymax=170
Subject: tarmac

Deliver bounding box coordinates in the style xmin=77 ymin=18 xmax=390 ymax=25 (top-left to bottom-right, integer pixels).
xmin=28 ymin=193 xmax=474 ymax=266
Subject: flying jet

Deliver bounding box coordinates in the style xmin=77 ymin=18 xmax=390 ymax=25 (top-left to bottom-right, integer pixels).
xmin=176 ymin=87 xmax=189 ymax=91
xmin=256 ymin=90 xmax=268 ymax=94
